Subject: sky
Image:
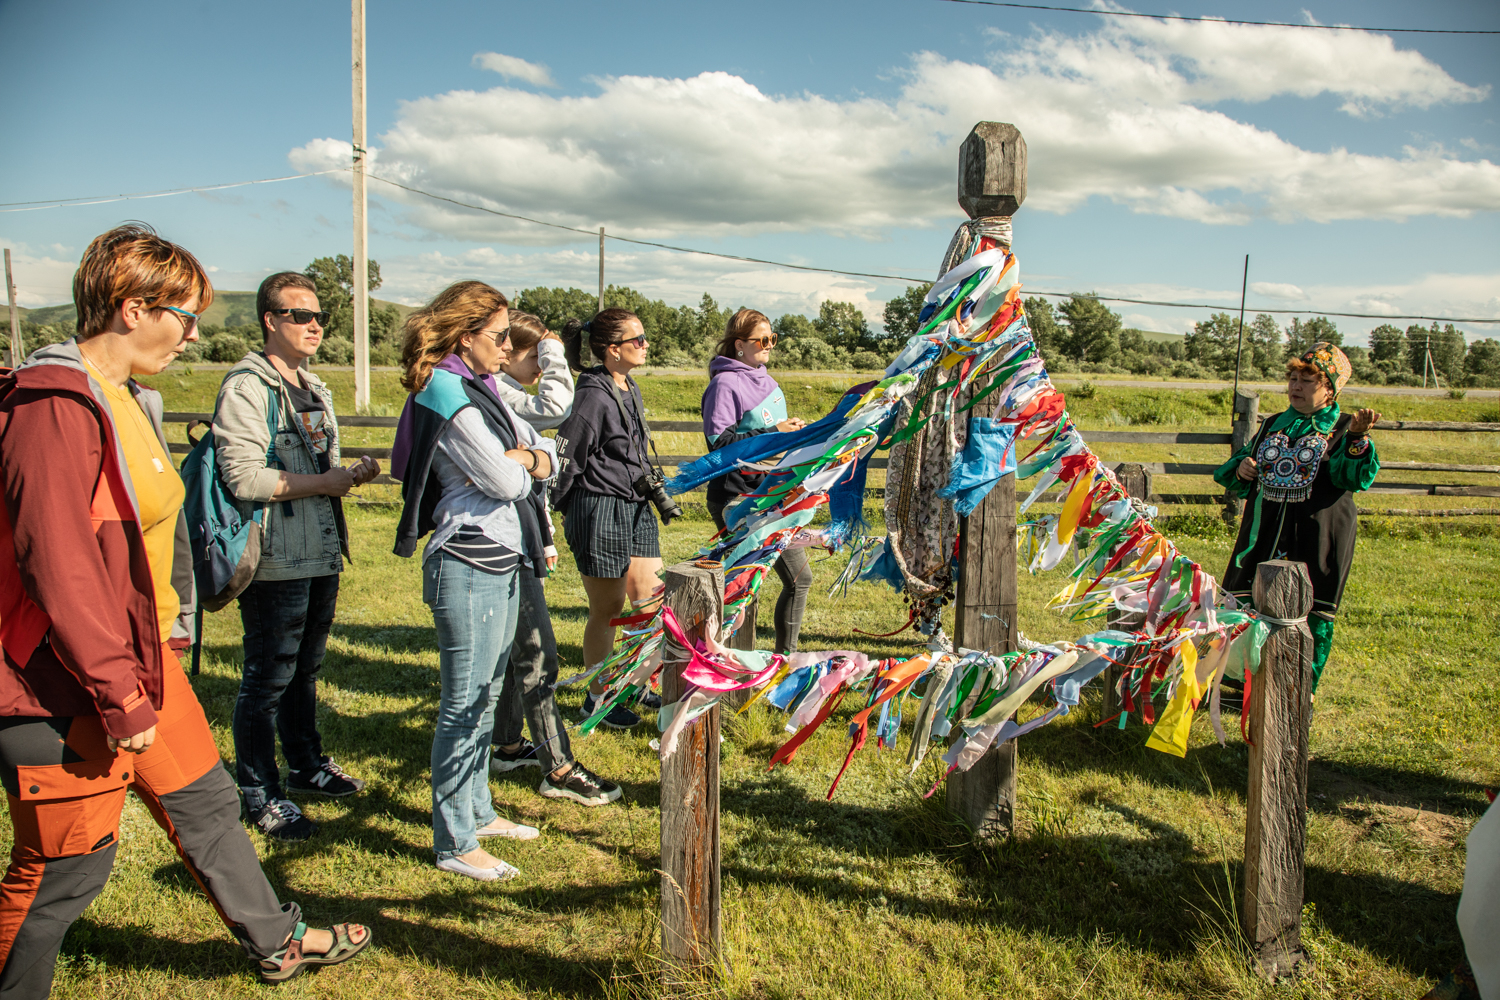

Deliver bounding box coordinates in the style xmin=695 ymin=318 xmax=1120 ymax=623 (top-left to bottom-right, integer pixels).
xmin=2 ymin=0 xmax=1498 ymax=343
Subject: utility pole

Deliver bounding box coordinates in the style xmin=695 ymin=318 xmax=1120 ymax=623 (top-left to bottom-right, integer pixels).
xmin=1232 ymin=254 xmax=1249 ymax=398
xmin=352 ymin=0 xmax=370 ymax=409
xmin=598 ymin=226 xmax=605 ymax=314
xmin=4 ymin=250 xmax=20 ymax=367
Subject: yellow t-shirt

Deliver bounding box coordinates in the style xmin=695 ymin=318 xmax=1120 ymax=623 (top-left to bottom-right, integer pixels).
xmin=93 ymin=375 xmax=186 ymax=644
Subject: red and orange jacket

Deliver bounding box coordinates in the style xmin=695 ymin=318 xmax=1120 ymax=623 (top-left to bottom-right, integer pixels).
xmin=0 ymin=341 xmax=195 ymax=739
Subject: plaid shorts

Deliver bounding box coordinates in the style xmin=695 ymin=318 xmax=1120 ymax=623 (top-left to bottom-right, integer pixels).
xmin=563 ymin=491 xmax=661 ymax=578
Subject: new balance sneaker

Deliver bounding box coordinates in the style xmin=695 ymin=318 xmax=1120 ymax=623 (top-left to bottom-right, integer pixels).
xmin=581 ymin=693 xmax=641 ymax=730
xmin=288 ymin=757 xmax=366 ymax=798
xmin=491 ymin=740 xmax=541 ymax=774
xmin=539 ymin=762 xmax=622 ymax=806
xmin=248 ymin=798 xmax=318 ymax=842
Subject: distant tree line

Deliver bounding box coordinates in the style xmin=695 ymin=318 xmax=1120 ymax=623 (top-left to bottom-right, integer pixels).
xmin=11 ymin=271 xmax=1497 ymax=386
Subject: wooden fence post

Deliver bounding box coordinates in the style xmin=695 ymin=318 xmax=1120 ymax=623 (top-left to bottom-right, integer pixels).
xmin=660 ymin=561 xmax=723 ymax=975
xmin=1224 ymin=389 xmax=1259 ymax=524
xmin=722 ymin=596 xmax=758 ymax=712
xmin=947 ymin=122 xmax=1024 ymax=840
xmin=1243 ymin=560 xmax=1314 ymax=980
xmin=1102 ymin=462 xmax=1152 ymax=722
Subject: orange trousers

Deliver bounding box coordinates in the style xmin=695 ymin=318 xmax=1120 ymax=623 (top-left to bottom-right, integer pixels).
xmin=0 ymin=647 xmax=299 ymax=998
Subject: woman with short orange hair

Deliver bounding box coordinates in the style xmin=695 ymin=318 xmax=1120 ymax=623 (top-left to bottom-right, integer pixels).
xmin=0 ymin=224 xmax=370 ymax=992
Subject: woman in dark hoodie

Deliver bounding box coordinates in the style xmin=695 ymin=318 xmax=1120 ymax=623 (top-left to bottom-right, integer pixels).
xmin=700 ymin=308 xmax=810 ymax=653
xmin=553 ymin=309 xmax=662 ymax=729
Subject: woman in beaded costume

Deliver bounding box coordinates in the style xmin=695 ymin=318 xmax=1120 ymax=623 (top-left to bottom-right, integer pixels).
xmin=1214 ymin=342 xmax=1381 ymax=694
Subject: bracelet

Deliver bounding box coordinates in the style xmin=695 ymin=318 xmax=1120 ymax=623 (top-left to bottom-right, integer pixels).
xmin=526 ymin=449 xmax=539 ymax=472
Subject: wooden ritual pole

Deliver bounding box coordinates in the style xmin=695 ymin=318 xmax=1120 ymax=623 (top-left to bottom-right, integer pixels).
xmin=1101 ymin=462 xmax=1152 ymax=723
xmin=659 ymin=561 xmax=724 ymax=976
xmin=946 ymin=122 xmax=1025 ymax=840
xmin=1242 ymin=560 xmax=1314 ymax=980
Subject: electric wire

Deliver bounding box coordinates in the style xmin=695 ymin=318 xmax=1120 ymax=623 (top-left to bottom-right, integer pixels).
xmin=4 ymin=167 xmax=1497 ymax=324
xmin=934 ymin=0 xmax=1500 ymax=35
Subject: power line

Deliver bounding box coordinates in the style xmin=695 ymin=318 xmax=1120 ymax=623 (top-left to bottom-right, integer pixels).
xmin=5 ymin=166 xmax=1496 ymax=324
xmin=934 ymin=0 xmax=1500 ymax=35
xmin=0 ymin=170 xmax=343 ymax=213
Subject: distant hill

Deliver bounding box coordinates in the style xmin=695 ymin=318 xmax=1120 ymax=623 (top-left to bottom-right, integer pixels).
xmin=1 ymin=292 xmax=416 ymax=329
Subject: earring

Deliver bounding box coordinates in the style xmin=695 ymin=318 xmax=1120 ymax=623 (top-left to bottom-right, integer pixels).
xmin=737 ymin=349 xmax=743 ymax=358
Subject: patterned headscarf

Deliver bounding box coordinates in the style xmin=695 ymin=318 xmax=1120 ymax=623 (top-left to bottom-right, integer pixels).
xmin=1300 ymin=341 xmax=1351 ymax=398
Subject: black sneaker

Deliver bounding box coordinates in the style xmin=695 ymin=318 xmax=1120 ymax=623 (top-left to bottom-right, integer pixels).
xmin=637 ymin=689 xmax=663 ymax=710
xmin=539 ymin=762 xmax=622 ymax=806
xmin=288 ymin=757 xmax=366 ymax=798
xmin=582 ymin=693 xmax=641 ymax=730
xmin=249 ymin=798 xmax=318 ymax=841
xmin=491 ymin=740 xmax=541 ymax=774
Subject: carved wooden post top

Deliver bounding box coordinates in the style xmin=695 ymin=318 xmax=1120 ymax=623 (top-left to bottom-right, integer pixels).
xmin=959 ymin=122 xmax=1028 ymax=219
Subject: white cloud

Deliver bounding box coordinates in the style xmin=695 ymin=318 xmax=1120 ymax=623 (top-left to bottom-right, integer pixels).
xmin=1251 ymin=282 xmax=1308 ymax=301
xmin=0 ymin=239 xmax=81 ymax=309
xmin=472 ymin=52 xmax=556 ymax=88
xmin=289 ymin=19 xmax=1497 ymax=241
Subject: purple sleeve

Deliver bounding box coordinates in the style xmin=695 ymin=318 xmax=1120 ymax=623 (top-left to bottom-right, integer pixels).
xmin=701 ymin=375 xmax=745 ymax=439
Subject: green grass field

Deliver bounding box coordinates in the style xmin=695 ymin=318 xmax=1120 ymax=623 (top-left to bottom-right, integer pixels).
xmin=15 ymin=370 xmax=1499 ymax=999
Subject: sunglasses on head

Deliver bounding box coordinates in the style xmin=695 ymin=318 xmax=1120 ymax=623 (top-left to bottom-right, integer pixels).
xmin=271 ymin=308 xmax=331 ymax=327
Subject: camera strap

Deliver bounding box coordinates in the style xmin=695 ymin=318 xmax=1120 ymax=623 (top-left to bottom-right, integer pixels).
xmin=606 ymin=376 xmax=664 ymax=480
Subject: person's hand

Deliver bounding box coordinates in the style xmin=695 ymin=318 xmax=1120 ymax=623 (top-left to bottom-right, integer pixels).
xmin=320 ymin=466 xmax=358 ymax=497
xmin=541 ymin=331 xmax=562 ymax=343
xmin=546 ymin=554 xmax=558 ymax=572
xmin=777 ymin=417 xmax=806 ymax=433
xmin=1348 ymin=408 xmax=1381 ymax=436
xmin=505 ymin=448 xmax=541 ymax=475
xmin=107 ymin=724 xmax=157 ymax=755
xmin=1236 ymin=456 xmax=1258 ymax=482
xmin=348 ymin=455 xmax=380 ymax=486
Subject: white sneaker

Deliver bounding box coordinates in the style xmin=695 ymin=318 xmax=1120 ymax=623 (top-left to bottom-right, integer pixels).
xmin=436 ymin=855 xmax=521 ymax=882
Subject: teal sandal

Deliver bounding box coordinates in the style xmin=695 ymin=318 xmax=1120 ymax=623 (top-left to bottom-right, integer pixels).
xmin=258 ymin=921 xmax=373 ymax=984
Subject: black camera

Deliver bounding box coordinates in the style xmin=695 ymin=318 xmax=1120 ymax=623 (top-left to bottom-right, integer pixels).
xmin=637 ymin=471 xmax=683 ymax=524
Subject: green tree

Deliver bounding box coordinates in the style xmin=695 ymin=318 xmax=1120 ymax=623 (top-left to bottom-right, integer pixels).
xmin=1057 ymin=295 xmax=1121 ymax=364
xmin=1023 ymin=296 xmax=1061 ymax=358
xmin=1368 ymin=324 xmax=1406 ymax=372
xmin=1284 ymin=316 xmax=1341 ymax=358
xmin=1184 ymin=313 xmax=1240 ymax=373
xmin=881 ymin=283 xmax=933 ymax=346
xmin=771 ymin=312 xmax=849 ymax=371
xmin=302 ymin=255 xmax=388 ymax=364
xmin=1465 ymin=338 xmax=1500 ymax=385
xmin=513 ymin=286 xmax=599 ymax=331
xmin=1244 ymin=314 xmax=1282 ymax=375
xmin=1403 ymin=323 xmax=1465 ymax=385
xmin=814 ymin=301 xmax=872 ymax=353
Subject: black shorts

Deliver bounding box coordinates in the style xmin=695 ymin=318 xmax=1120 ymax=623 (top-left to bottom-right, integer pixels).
xmin=563 ymin=491 xmax=660 ymax=578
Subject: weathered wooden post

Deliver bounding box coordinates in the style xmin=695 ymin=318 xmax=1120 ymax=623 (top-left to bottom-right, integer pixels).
xmin=1223 ymin=389 xmax=1259 ymax=524
xmin=723 ymin=596 xmax=757 ymax=712
xmin=946 ymin=122 xmax=1025 ymax=840
xmin=1243 ymin=560 xmax=1314 ymax=980
xmin=660 ymin=561 xmax=723 ymax=975
xmin=1101 ymin=462 xmax=1152 ymax=722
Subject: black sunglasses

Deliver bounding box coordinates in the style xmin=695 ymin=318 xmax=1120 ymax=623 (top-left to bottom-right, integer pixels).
xmin=271 ymin=308 xmax=331 ymax=326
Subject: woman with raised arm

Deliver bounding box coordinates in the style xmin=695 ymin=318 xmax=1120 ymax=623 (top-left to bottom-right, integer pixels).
xmin=1215 ymin=341 xmax=1381 ymax=697
xmin=0 ymin=225 xmax=370 ymax=992
xmin=552 ymin=309 xmax=663 ymax=730
xmin=391 ymin=282 xmax=557 ymax=882
xmin=488 ymin=312 xmax=621 ymax=807
xmin=700 ymin=308 xmax=810 ymax=652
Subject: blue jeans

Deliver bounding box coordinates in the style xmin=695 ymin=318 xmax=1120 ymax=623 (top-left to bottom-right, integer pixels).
xmin=234 ymin=574 xmax=340 ymax=801
xmin=423 ymin=552 xmax=521 ymax=859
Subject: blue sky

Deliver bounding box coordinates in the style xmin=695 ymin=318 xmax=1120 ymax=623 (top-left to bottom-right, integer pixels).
xmin=2 ymin=0 xmax=1498 ymax=342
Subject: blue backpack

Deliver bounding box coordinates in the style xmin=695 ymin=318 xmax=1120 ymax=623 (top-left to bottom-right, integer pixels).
xmin=180 ymin=386 xmax=280 ymax=617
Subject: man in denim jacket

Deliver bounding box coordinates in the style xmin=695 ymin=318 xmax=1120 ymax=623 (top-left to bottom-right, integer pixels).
xmin=213 ymin=272 xmax=378 ymax=840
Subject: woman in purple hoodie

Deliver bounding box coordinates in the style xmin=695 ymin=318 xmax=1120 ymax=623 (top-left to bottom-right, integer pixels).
xmin=701 ymin=308 xmax=811 ymax=652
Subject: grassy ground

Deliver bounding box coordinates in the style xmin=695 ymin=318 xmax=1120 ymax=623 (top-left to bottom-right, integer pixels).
xmin=29 ymin=507 xmax=1497 ymax=1000
xmin=24 ymin=368 xmax=1494 ymax=998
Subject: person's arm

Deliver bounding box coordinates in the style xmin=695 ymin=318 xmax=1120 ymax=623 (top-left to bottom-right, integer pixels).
xmin=1213 ymin=440 xmax=1258 ymax=498
xmin=213 ymin=375 xmax=354 ymax=502
xmin=2 ymin=395 xmax=159 ymax=740
xmin=512 ymin=415 xmax=558 ymax=482
xmin=701 ymin=377 xmax=800 ymax=454
xmin=552 ymin=404 xmax=599 ymax=501
xmin=438 ymin=406 xmax=532 ymax=502
xmin=499 ymin=339 xmax=575 ymax=431
xmin=1328 ymin=409 xmax=1381 ymax=493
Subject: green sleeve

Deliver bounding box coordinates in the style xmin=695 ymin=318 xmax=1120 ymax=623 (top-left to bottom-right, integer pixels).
xmin=1214 ymin=440 xmax=1257 ymax=497
xmin=1328 ymin=434 xmax=1380 ymax=493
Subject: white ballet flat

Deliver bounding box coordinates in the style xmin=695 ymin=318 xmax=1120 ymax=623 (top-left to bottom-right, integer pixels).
xmin=436 ymin=855 xmax=521 ymax=882
xmin=476 ymin=820 xmax=540 ymax=841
